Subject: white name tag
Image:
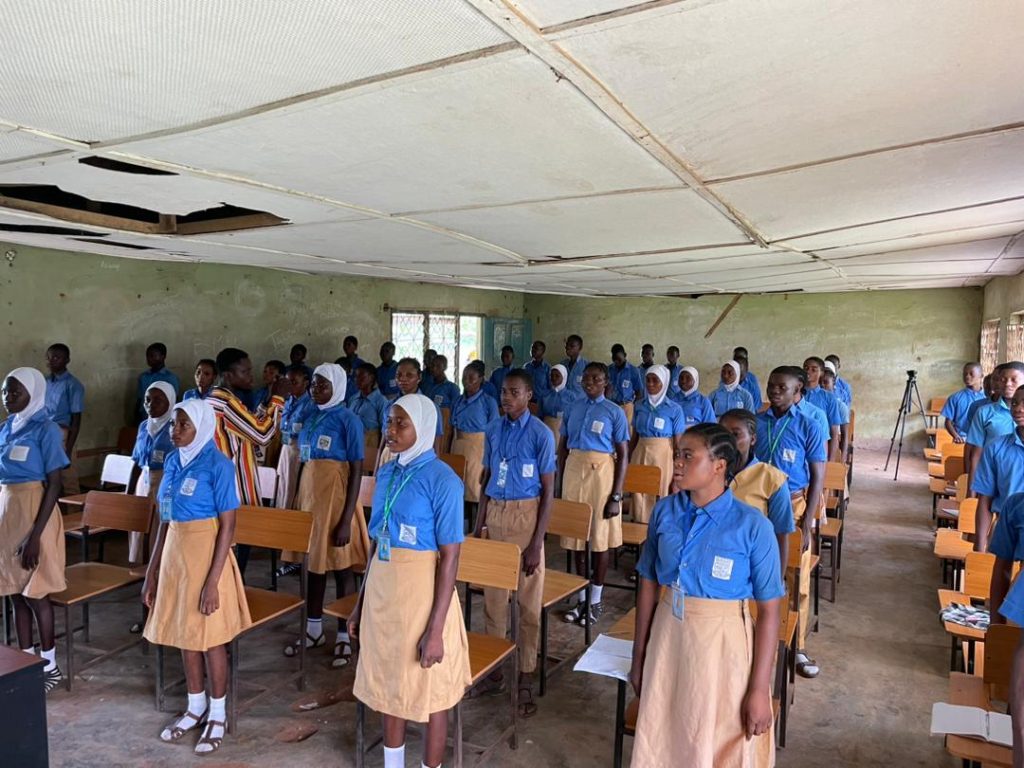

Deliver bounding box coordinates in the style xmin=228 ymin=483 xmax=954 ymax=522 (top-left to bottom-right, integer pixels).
xmin=590 ymin=420 xmax=605 ymax=435
xmin=399 ymin=523 xmax=417 ymax=545
xmin=181 ymin=477 xmax=198 ymax=497
xmin=711 ymin=556 xmax=734 ymax=580
xmin=317 ymin=435 xmax=332 ymax=451
xmin=152 ymin=450 xmax=164 ymax=463
xmin=435 ymin=395 xmax=444 ymax=405
xmin=522 ymin=463 xmax=535 ymax=478
xmin=653 ymin=417 xmax=665 ymax=430
xmin=389 ymin=379 xmax=397 ymax=388
xmin=292 ymin=422 xmax=303 ymax=433
xmin=782 ymin=448 xmax=797 ymax=463
xmin=8 ymin=445 xmax=29 ymax=462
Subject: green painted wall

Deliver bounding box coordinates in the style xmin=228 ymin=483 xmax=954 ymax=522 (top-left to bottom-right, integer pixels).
xmin=524 ymin=288 xmax=984 ymax=445
xmin=982 ymin=274 xmax=1024 ymax=361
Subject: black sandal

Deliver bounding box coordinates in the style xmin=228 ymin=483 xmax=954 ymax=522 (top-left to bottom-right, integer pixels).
xmin=518 ymin=680 xmax=538 ymax=718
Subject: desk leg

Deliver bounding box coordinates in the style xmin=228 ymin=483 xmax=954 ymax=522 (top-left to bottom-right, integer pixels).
xmin=614 ymin=680 xmax=626 ymax=768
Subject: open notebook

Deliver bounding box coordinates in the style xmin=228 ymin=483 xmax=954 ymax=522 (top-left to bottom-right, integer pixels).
xmin=930 ymin=703 xmax=1012 ymax=747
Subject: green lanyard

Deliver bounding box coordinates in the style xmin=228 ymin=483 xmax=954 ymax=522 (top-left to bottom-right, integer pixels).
xmin=766 ymin=414 xmax=793 ymax=461
xmin=381 ymin=463 xmax=426 ymax=535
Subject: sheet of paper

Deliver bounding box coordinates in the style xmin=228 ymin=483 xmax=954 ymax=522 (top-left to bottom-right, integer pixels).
xmin=573 ymin=634 xmax=634 ymax=682
xmin=986 ymin=711 xmax=1013 ymax=747
xmin=930 ymin=702 xmax=1012 ymax=747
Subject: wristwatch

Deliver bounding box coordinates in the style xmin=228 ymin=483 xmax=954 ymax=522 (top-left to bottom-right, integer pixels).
xmin=610 ymin=492 xmax=623 ymax=503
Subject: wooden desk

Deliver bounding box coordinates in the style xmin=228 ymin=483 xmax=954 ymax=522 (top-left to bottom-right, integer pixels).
xmin=0 ymin=645 xmax=49 ymax=767
xmin=944 ymin=673 xmax=1012 ymax=767
xmin=59 ymin=493 xmax=89 ymax=508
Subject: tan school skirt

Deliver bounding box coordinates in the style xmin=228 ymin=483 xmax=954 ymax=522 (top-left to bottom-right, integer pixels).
xmin=632 ymin=595 xmax=774 ymax=768
xmin=630 ymin=438 xmax=672 ymax=524
xmin=451 ymin=431 xmax=486 ymax=503
xmin=0 ymin=482 xmax=66 ymax=598
xmin=283 ymin=460 xmax=370 ymax=574
xmin=621 ymin=401 xmax=635 ymax=438
xmin=543 ymin=415 xmax=562 ymax=439
xmin=354 ymin=548 xmax=472 ymax=722
xmin=275 ymin=443 xmax=300 ymax=509
xmin=560 ymin=450 xmax=620 ymax=553
xmin=143 ymin=517 xmax=251 ymax=651
xmin=363 ymin=430 xmax=381 ymax=474
xmin=377 ymin=444 xmax=395 ymax=472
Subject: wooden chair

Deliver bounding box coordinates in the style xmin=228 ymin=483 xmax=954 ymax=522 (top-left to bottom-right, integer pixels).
xmin=440 ymin=452 xmax=467 ymax=483
xmin=937 ymin=552 xmax=999 ymax=673
xmin=786 ymin=529 xmax=819 ymax=640
xmin=64 ymin=453 xmax=138 ymax=562
xmin=156 ymin=505 xmax=313 ymax=732
xmin=924 ymin=428 xmax=952 ymax=461
xmin=50 ymin=491 xmax=152 ymax=690
xmin=320 ymin=477 xmax=378 ymax=622
xmin=819 ymin=462 xmax=847 ymax=602
xmin=931 ymin=460 xmax=966 ymax=517
xmin=613 ymin=464 xmax=660 ymax=585
xmin=929 ymin=441 xmax=965 ymax=478
xmin=926 ymin=397 xmax=947 ymax=430
xmin=116 ymin=425 xmax=138 ymax=455
xmin=846 ymin=407 xmax=856 ymax=485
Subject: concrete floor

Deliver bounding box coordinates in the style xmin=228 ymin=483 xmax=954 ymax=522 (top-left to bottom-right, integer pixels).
xmin=40 ymin=447 xmax=959 ymax=767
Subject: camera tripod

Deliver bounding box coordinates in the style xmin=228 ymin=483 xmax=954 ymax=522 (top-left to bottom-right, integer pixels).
xmin=884 ymin=370 xmax=929 ymax=481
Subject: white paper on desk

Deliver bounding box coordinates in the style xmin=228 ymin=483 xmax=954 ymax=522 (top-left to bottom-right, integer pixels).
xmin=930 ymin=702 xmax=1013 ymax=747
xmin=573 ymin=634 xmax=634 ymax=682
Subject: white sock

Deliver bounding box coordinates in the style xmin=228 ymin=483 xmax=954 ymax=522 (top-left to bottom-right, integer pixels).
xmin=40 ymin=646 xmax=57 ymax=672
xmin=188 ymin=690 xmax=208 ymax=717
xmin=160 ymin=691 xmax=206 ymax=741
xmin=337 ymin=629 xmax=350 ymax=644
xmin=306 ymin=617 xmax=324 ymax=639
xmin=194 ymin=695 xmax=226 ymax=753
xmin=383 ymin=744 xmax=405 ymax=768
xmin=575 ymin=589 xmax=586 ymax=603
xmin=591 ymin=585 xmax=603 ymax=605
xmin=21 ymin=646 xmax=35 ymax=656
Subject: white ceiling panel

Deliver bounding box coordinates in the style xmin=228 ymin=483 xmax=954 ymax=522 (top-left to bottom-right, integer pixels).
xmin=0 ymin=128 xmax=69 ymax=163
xmin=713 ymin=130 xmax=1024 ymax=240
xmin=0 ymin=1 xmax=510 ymax=142
xmin=793 ymin=222 xmax=1024 ymax=261
xmin=124 ymin=51 xmax=681 ymax=214
xmin=821 ymin=237 xmax=1012 ymax=265
xmin=558 ymin=0 xmax=1024 ymax=179
xmin=509 ymin=0 xmax=647 ymax=29
xmin=415 ymin=188 xmax=747 ymax=258
xmin=545 ymin=245 xmax=773 ymax=271
xmin=840 ymin=260 xmax=1002 ymax=278
xmin=622 ymin=251 xmax=813 ymax=279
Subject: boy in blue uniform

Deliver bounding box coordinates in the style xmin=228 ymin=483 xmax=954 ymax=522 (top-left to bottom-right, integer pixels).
xmin=608 ymin=343 xmax=643 ymax=432
xmin=941 ymin=362 xmax=986 ymax=443
xmin=561 ymin=335 xmax=588 ymax=399
xmin=489 ymin=346 xmax=515 ymax=398
xmin=524 ymin=341 xmax=551 ymax=403
xmin=420 ymin=355 xmax=460 ymax=411
xmin=136 ymin=342 xmax=180 ymax=422
xmin=803 ymin=356 xmax=847 ymax=461
xmin=734 ymin=346 xmax=762 ymax=408
xmin=285 ymin=344 xmax=314 ymax=382
xmin=966 ymin=362 xmax=1024 ymax=479
xmin=972 ymin=387 xmax=1024 ymax=553
xmin=44 ymin=343 xmax=84 ymax=495
xmin=825 ymin=354 xmax=852 ymax=406
xmin=376 ymin=342 xmax=400 ymax=401
xmin=665 ymin=346 xmax=682 ymax=397
xmin=475 ymin=369 xmax=556 ymax=715
xmin=640 ymin=343 xmax=655 ymax=371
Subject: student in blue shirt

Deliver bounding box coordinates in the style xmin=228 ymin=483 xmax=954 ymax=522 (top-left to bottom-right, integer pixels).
xmin=142 ymin=399 xmax=251 ymax=754
xmin=420 ymin=355 xmax=461 ymax=411
xmin=335 ymin=335 xmax=365 ymax=378
xmin=559 ymin=363 xmax=630 ymax=626
xmin=608 ymin=343 xmax=644 ymax=426
xmin=629 ymin=423 xmax=782 ymax=767
xmin=734 ymin=353 xmax=763 ymax=411
xmin=279 ymin=364 xmax=366 ymax=668
xmin=524 ymin=341 xmax=551 ymax=402
xmin=971 ymin=387 xmax=1024 ymax=553
xmin=561 ymin=334 xmax=588 ymax=398
xmin=448 ymin=361 xmax=500 ymax=505
xmin=964 ymin=370 xmax=1000 ymax=481
xmin=489 ymin=346 xmax=515 ymax=399
xmin=284 ymin=344 xmax=315 ymax=383
xmin=272 ymin=366 xmax=316 ymax=519
xmin=378 ymin=359 xmax=445 ymax=469
xmin=629 ymin=365 xmax=686 ymax=523
xmin=475 ymin=370 xmax=556 ymax=714
xmin=1 ymin=367 xmax=70 ymax=693
xmin=820 ymin=368 xmax=851 ymax=450
xmin=350 ymin=394 xmax=471 ymax=768
xmin=539 ymin=364 xmax=575 ymax=437
xmin=640 ymin=343 xmax=655 ymax=371
xmin=941 ymin=362 xmax=986 ymax=443
xmin=710 ymin=361 xmax=755 ymax=416
xmin=803 ymin=356 xmax=847 ymax=461
xmin=664 ymin=346 xmax=683 ymax=397
xmin=183 ymin=359 xmax=217 ymax=401
xmin=127 ymin=381 xmax=177 ymax=567
xmin=348 ymin=364 xmax=390 ymax=473
xmin=135 ymin=342 xmax=180 ymax=422
xmin=252 ymin=359 xmax=286 ymax=412
xmin=672 ymin=366 xmax=717 ymax=427
xmin=990 ymin=491 xmax=1024 ymax=624
xmin=44 ymin=343 xmax=84 ymax=494
xmin=966 ymin=362 xmax=1024 ymax=479
xmin=377 ymin=342 xmax=400 ymax=401
xmin=824 ymin=354 xmax=852 ymax=406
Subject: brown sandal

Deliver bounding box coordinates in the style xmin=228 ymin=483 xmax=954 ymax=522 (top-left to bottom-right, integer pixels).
xmin=518 ymin=680 xmax=538 ymax=719
xmin=194 ymin=719 xmax=225 ymax=755
xmin=160 ymin=709 xmax=207 ymax=743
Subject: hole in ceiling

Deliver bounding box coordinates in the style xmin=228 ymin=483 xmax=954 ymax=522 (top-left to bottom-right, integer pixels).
xmin=0 ymin=223 xmax=108 ymax=237
xmin=0 ymin=184 xmax=287 ymax=235
xmin=77 ymin=156 xmax=177 ymax=176
xmin=73 ymin=237 xmax=154 ymax=250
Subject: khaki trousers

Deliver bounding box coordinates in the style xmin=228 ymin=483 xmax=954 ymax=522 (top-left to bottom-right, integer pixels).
xmin=790 ymin=493 xmax=812 ymax=649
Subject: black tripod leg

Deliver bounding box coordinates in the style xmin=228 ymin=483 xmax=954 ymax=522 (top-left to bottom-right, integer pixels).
xmin=884 ymin=379 xmax=914 ymax=471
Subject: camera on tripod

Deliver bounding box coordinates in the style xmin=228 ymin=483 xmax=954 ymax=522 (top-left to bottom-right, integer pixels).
xmin=906 ymin=370 xmax=917 ymax=379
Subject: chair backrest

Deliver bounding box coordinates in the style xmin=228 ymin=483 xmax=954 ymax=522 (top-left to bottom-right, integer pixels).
xmin=955 ymin=474 xmax=970 ymax=503
xmin=117 ymin=426 xmax=137 ymax=455
xmin=257 ymin=466 xmax=278 ymax=504
xmin=82 ymin=491 xmax=153 ymax=532
xmin=941 ymin=441 xmax=966 ymax=460
xmin=233 ymin=505 xmax=313 ymax=553
xmin=441 ymin=407 xmax=451 ymax=435
xmin=933 ymin=429 xmax=952 ymax=450
xmin=956 ymin=498 xmax=979 ymax=535
xmin=457 ymin=536 xmax=521 ymax=591
xmin=787 ymin=530 xmax=802 ymax=569
xmin=984 ymin=623 xmax=1021 ymax=702
xmin=962 ymin=551 xmax=996 ymax=600
xmin=929 ymin=397 xmax=947 ymax=412
xmin=624 ymin=464 xmax=661 ymax=497
xmin=823 ymin=462 xmax=848 ymax=495
xmin=358 ymin=475 xmax=376 ymax=508
xmin=546 ymin=499 xmax=592 ymax=542
xmin=100 ymin=454 xmax=136 ymax=487
xmin=943 ymin=456 xmax=966 ymax=483
xmin=848 ymin=408 xmax=856 ymax=443
xmin=439 ymin=452 xmax=467 ymax=482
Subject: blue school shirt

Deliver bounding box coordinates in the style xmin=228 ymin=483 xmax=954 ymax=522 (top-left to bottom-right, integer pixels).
xmin=636 ymin=489 xmax=785 ymax=601
xmin=560 ymin=395 xmax=630 ymax=453
xmin=524 ymin=360 xmax=551 ymax=400
xmin=137 ymin=368 xmax=180 ymax=403
xmin=671 ymin=390 xmax=717 ymax=428
xmin=451 ymin=390 xmax=499 ymax=434
xmin=252 ymin=386 xmax=270 ymax=410
xmin=45 ymin=371 xmax=85 ymax=427
xmin=754 ymin=407 xmax=827 ymax=494
xmin=999 ymin=568 xmax=1024 ymax=624
xmin=992 ymin=493 xmax=1024 ymax=563
xmin=740 ymin=372 xmax=763 ymax=411
xmin=376 ymin=362 xmax=399 ymax=399
xmin=489 ymin=365 xmax=514 ymax=397
xmin=941 ymin=387 xmax=987 ymax=435
xmin=182 ymin=388 xmax=207 ymax=401
xmin=665 ymin=363 xmax=683 ymax=396
xmin=970 ymin=432 xmax=1024 ymax=514
xmin=0 ymin=412 xmax=69 ymax=484
xmin=804 ymin=385 xmax=847 ymax=426
xmin=348 ymin=389 xmax=390 ymax=434
xmin=368 ymin=451 xmax=464 ymax=552
xmin=633 ymin=399 xmax=687 ymax=438
xmin=608 ymin=362 xmax=644 ymax=405
xmin=796 ymin=398 xmax=831 ymax=448
xmin=131 ymin=421 xmax=175 ymax=471
xmin=158 ymin=443 xmax=240 ymax=522
xmin=482 ymin=412 xmax=556 ymax=500
xmin=709 ymin=385 xmax=755 ymax=417
xmin=280 ymin=393 xmax=317 ymax=445
xmin=297 ymin=405 xmax=365 ymax=463
xmin=420 ymin=378 xmax=461 ymax=411
xmin=834 ymin=376 xmax=852 ymax=406
xmin=561 ymin=357 xmax=588 ymax=397
xmin=482 ymin=380 xmax=499 ymax=403
xmin=540 ymin=389 xmax=578 ymax=420
xmin=966 ymin=399 xmax=1015 ymax=449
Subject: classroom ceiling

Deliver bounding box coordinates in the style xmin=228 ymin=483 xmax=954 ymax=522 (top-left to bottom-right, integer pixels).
xmin=1 ymin=0 xmax=1022 ymax=296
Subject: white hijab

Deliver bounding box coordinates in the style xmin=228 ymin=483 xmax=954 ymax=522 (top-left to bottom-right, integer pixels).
xmin=173 ymin=399 xmax=216 ymax=468
xmin=722 ymin=361 xmax=741 ymax=392
xmin=551 ymin=364 xmax=568 ymax=394
xmin=313 ymin=363 xmax=347 ymax=410
xmin=824 ymin=360 xmax=837 ymax=375
xmin=647 ymin=365 xmax=670 ymax=408
xmin=7 ymin=367 xmax=47 ymax=433
xmin=681 ymin=366 xmax=699 ymax=397
xmin=393 ymin=393 xmax=437 ymax=467
xmin=145 ymin=381 xmax=177 ymax=437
